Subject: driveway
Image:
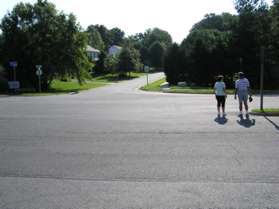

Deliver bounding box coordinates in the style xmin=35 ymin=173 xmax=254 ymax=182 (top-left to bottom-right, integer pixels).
xmin=0 ymin=72 xmax=279 ymax=209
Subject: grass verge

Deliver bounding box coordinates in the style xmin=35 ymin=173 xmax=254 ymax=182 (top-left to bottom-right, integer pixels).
xmin=8 ymin=72 xmax=145 ymax=96
xmin=141 ymin=78 xmax=235 ymax=94
xmin=251 ymin=108 xmax=279 ymax=116
xmin=140 ymin=78 xmax=166 ymax=91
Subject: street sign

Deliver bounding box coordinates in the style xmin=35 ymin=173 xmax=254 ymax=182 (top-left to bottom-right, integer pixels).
xmin=36 ymin=69 xmax=43 ymax=76
xmin=8 ymin=81 xmax=20 ymax=89
xmin=9 ymin=61 xmax=18 ymax=68
xmin=36 ymin=65 xmax=43 ymax=76
xmin=35 ymin=65 xmax=43 ymax=92
xmin=144 ymin=65 xmax=149 ymax=73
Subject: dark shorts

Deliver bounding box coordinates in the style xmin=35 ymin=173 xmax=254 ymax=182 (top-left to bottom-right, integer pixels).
xmin=216 ymin=95 xmax=226 ymax=107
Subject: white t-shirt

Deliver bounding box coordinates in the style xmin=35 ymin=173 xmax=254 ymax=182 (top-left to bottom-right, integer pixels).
xmin=214 ymin=81 xmax=226 ymax=96
xmin=235 ymin=78 xmax=250 ymax=92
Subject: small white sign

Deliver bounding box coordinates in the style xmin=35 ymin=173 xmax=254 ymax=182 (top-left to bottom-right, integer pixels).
xmin=8 ymin=81 xmax=20 ymax=89
xmin=36 ymin=69 xmax=43 ymax=76
xmin=144 ymin=65 xmax=149 ymax=73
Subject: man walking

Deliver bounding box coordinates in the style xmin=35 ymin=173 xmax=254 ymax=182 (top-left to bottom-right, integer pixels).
xmin=234 ymin=72 xmax=252 ymax=116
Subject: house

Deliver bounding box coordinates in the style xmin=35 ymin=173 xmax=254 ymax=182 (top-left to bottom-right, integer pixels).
xmin=108 ymin=45 xmax=122 ymax=56
xmin=86 ymin=45 xmax=100 ymax=61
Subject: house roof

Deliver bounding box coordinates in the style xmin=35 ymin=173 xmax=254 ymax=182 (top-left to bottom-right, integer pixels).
xmin=86 ymin=45 xmax=100 ymax=53
xmin=109 ymin=45 xmax=122 ymax=50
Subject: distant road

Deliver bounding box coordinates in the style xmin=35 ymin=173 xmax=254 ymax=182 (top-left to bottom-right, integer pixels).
xmin=0 ymin=72 xmax=279 ymax=209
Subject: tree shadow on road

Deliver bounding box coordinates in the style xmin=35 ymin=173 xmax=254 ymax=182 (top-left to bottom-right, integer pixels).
xmin=264 ymin=116 xmax=279 ymax=131
xmin=237 ymin=114 xmax=256 ymax=128
xmin=214 ymin=114 xmax=228 ymax=125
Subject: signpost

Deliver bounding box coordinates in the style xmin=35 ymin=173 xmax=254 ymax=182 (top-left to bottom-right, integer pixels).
xmin=144 ymin=65 xmax=149 ymax=86
xmin=9 ymin=61 xmax=18 ymax=81
xmin=36 ymin=65 xmax=43 ymax=92
xmin=8 ymin=81 xmax=20 ymax=90
xmin=9 ymin=61 xmax=20 ymax=92
xmin=260 ymin=47 xmax=265 ymax=111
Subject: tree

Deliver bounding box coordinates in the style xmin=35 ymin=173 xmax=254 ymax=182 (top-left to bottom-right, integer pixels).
xmin=234 ymin=0 xmax=271 ymax=88
xmin=0 ymin=0 xmax=92 ymax=90
xmin=267 ymin=0 xmax=279 ymax=88
xmin=180 ymin=29 xmax=232 ymax=86
xmin=144 ymin=28 xmax=172 ymax=48
xmin=164 ymin=43 xmax=185 ymax=85
xmin=86 ymin=25 xmax=105 ymax=51
xmin=92 ymin=51 xmax=106 ymax=75
xmin=117 ymin=47 xmax=141 ymax=76
xmin=91 ymin=24 xmax=111 ymax=49
xmin=234 ymin=0 xmax=267 ymax=13
xmin=127 ymin=28 xmax=172 ymax=66
xmin=191 ymin=13 xmax=238 ymax=32
xmin=110 ymin=27 xmax=125 ymax=45
xmin=148 ymin=41 xmax=165 ymax=69
xmin=104 ymin=54 xmax=119 ymax=73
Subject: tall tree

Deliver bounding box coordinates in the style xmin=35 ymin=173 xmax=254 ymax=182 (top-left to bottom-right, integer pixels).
xmin=234 ymin=0 xmax=270 ymax=88
xmin=110 ymin=27 xmax=125 ymax=45
xmin=117 ymin=47 xmax=140 ymax=75
xmin=86 ymin=25 xmax=105 ymax=51
xmin=164 ymin=43 xmax=185 ymax=85
xmin=0 ymin=0 xmax=92 ymax=90
xmin=127 ymin=28 xmax=172 ymax=66
xmin=92 ymin=24 xmax=111 ymax=49
xmin=144 ymin=28 xmax=172 ymax=48
xmin=148 ymin=41 xmax=165 ymax=70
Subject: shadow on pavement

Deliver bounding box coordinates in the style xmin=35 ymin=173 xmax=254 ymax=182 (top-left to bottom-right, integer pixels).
xmin=214 ymin=115 xmax=228 ymax=125
xmin=237 ymin=114 xmax=256 ymax=128
xmin=264 ymin=116 xmax=279 ymax=131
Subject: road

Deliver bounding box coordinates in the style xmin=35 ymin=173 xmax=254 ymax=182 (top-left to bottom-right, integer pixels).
xmin=0 ymin=73 xmax=279 ymax=209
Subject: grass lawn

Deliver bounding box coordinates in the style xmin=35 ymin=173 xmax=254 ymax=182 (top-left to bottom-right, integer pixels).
xmin=140 ymin=78 xmax=166 ymax=91
xmin=251 ymin=108 xmax=279 ymax=115
xmin=19 ymin=72 xmax=145 ymax=96
xmin=94 ymin=72 xmax=145 ymax=82
xmin=141 ymin=78 xmax=235 ymax=94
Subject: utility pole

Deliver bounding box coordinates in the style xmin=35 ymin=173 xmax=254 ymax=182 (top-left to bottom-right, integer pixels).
xmin=36 ymin=65 xmax=43 ymax=93
xmin=260 ymin=46 xmax=264 ymax=111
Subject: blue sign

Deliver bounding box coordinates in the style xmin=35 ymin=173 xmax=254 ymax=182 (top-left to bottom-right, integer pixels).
xmin=9 ymin=61 xmax=18 ymax=68
xmin=8 ymin=81 xmax=20 ymax=89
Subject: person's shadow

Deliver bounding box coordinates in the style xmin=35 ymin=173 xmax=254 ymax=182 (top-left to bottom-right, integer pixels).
xmin=237 ymin=114 xmax=256 ymax=128
xmin=214 ymin=114 xmax=228 ymax=125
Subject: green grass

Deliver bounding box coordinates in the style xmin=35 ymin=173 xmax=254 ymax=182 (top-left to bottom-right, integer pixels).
xmin=251 ymin=108 xmax=279 ymax=114
xmin=18 ymin=72 xmax=145 ymax=96
xmin=21 ymin=80 xmax=107 ymax=96
xmin=94 ymin=72 xmax=145 ymax=82
xmin=140 ymin=78 xmax=166 ymax=91
xmin=50 ymin=80 xmax=106 ymax=92
xmin=141 ymin=78 xmax=235 ymax=94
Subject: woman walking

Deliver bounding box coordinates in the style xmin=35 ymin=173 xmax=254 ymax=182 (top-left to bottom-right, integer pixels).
xmin=214 ymin=75 xmax=227 ymax=117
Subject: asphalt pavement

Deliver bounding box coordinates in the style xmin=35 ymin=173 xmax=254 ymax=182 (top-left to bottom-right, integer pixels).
xmin=0 ymin=72 xmax=279 ymax=209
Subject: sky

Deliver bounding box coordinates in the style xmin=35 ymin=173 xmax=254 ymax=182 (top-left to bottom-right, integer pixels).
xmin=0 ymin=0 xmax=273 ymax=43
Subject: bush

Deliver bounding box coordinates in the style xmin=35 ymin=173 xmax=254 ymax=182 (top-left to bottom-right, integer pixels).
xmin=0 ymin=77 xmax=8 ymax=93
